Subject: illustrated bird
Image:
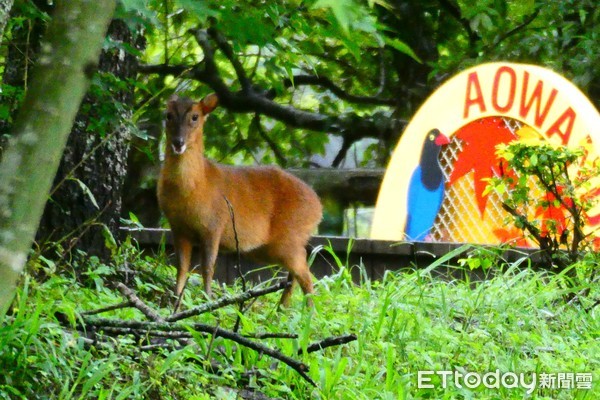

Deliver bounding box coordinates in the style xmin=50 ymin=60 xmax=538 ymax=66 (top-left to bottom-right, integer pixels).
xmin=405 ymin=129 xmax=450 ymax=241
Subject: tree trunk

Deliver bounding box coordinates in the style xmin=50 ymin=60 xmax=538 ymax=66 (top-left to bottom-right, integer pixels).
xmin=0 ymin=0 xmax=116 ymax=310
xmin=38 ymin=19 xmax=145 ymax=261
xmin=0 ymin=0 xmax=14 ymax=40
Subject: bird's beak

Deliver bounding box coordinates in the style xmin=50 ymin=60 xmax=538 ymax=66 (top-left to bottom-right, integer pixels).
xmin=435 ymin=133 xmax=450 ymax=146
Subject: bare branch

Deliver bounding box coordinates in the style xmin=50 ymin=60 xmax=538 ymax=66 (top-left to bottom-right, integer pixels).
xmin=286 ymin=75 xmax=396 ymax=106
xmin=117 ymin=282 xmax=164 ymax=322
xmin=82 ymin=316 xmax=316 ymax=386
xmin=437 ymin=0 xmax=479 ymax=50
xmin=99 ymin=325 xmax=194 ymax=340
xmin=208 ymin=27 xmax=251 ymax=91
xmin=501 ymin=202 xmax=543 ymax=245
xmin=492 ymin=9 xmax=540 ymax=48
xmin=246 ymin=332 xmax=298 ymax=340
xmin=252 ymin=114 xmax=288 ymax=167
xmin=299 ymin=334 xmax=358 ymax=355
xmin=166 ymin=281 xmax=289 ymax=323
xmin=81 ymin=300 xmax=132 ymax=316
xmin=332 ymin=137 xmax=352 ymax=168
xmin=223 ymin=194 xmax=246 ymax=333
xmin=138 ymin=28 xmax=405 ymax=166
xmin=137 ymin=63 xmax=191 ymax=76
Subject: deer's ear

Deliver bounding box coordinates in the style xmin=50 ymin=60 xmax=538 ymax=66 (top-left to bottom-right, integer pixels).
xmin=200 ymin=93 xmax=218 ymax=115
xmin=167 ymin=94 xmax=179 ymax=104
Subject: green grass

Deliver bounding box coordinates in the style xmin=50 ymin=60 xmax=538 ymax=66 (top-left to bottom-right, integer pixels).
xmin=1 ymin=240 xmax=598 ymax=399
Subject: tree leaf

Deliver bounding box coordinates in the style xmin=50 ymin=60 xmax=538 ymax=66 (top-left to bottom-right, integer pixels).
xmin=383 ymin=36 xmax=422 ymax=63
xmin=102 ymin=224 xmax=118 ymax=251
xmin=530 ymin=153 xmax=538 ymax=166
xmin=68 ymin=178 xmax=99 ymax=210
xmin=312 ymin=0 xmax=357 ymax=33
xmin=174 ymin=0 xmax=218 ymax=22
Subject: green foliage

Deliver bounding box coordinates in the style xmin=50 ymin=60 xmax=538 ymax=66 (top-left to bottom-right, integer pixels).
xmin=1 ymin=241 xmax=599 ymax=398
xmin=487 ymin=142 xmax=600 ymax=271
xmin=4 ymin=0 xmax=599 ymax=169
xmin=121 ymin=0 xmax=598 ymax=170
xmin=446 ymin=0 xmax=599 ymax=77
xmin=0 ymin=1 xmax=50 ymax=141
xmin=133 ymin=0 xmax=395 ymax=165
xmin=4 ymin=1 xmax=598 ymax=235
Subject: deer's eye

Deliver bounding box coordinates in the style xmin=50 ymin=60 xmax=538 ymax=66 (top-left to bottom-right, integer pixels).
xmin=191 ymin=114 xmax=199 ymax=122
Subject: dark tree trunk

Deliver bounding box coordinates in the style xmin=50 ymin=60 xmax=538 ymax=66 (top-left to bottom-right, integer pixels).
xmin=38 ymin=19 xmax=145 ymax=261
xmin=0 ymin=1 xmax=53 ymax=151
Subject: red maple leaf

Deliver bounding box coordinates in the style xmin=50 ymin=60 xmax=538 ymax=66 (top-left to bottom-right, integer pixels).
xmin=535 ymin=188 xmax=572 ymax=237
xmin=493 ymin=227 xmax=530 ymax=247
xmin=449 ymin=117 xmax=516 ymax=216
xmin=592 ymin=236 xmax=600 ymax=251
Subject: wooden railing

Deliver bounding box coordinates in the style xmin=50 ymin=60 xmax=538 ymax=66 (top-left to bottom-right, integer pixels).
xmin=125 ymin=228 xmax=542 ymax=285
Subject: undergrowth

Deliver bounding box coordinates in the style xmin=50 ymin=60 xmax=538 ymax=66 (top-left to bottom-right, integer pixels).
xmin=1 ymin=239 xmax=598 ymax=399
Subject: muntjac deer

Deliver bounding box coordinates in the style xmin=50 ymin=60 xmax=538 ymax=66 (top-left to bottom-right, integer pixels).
xmin=157 ymin=93 xmax=322 ymax=307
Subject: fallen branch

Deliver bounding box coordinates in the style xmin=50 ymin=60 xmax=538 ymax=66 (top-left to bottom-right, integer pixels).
xmin=238 ymin=388 xmax=278 ymax=400
xmin=82 ymin=282 xmax=315 ymax=385
xmin=83 ymin=316 xmax=315 ymax=386
xmin=116 ymin=282 xmax=164 ymax=322
xmin=81 ymin=300 xmax=132 ymax=316
xmin=246 ymin=332 xmax=298 ymax=340
xmin=74 ymin=283 xmax=356 ymax=389
xmin=98 ymin=326 xmax=194 ymax=340
xmin=299 ymin=334 xmax=358 ymax=355
xmin=166 ymin=280 xmax=289 ymax=322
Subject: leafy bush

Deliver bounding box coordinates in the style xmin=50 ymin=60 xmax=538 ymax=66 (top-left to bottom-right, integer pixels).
xmin=487 ymin=141 xmax=600 ymax=273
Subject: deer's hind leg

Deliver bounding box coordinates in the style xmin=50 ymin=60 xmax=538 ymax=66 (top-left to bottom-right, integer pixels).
xmin=275 ymin=245 xmax=314 ymax=307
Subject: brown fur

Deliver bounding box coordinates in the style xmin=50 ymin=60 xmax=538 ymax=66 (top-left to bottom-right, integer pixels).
xmin=157 ymin=93 xmax=322 ymax=306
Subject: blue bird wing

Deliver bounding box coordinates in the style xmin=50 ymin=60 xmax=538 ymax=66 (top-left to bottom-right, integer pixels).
xmin=405 ymin=166 xmax=445 ymax=241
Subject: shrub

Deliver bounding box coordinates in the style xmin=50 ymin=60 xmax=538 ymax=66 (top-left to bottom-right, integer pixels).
xmin=487 ymin=141 xmax=600 ymax=274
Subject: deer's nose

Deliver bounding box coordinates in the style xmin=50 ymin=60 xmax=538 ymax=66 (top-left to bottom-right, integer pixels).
xmin=171 ymin=137 xmax=186 ymax=155
xmin=173 ymin=137 xmax=184 ymax=147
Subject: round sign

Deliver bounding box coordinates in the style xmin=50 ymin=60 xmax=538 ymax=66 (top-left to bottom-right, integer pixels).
xmin=371 ymin=62 xmax=600 ymax=245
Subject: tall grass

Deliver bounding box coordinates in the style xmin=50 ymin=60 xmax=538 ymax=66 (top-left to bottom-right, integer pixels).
xmin=1 ymin=241 xmax=598 ymax=399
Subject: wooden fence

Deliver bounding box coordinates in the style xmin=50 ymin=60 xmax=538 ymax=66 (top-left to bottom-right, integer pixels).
xmin=126 ymin=229 xmax=542 ymax=285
